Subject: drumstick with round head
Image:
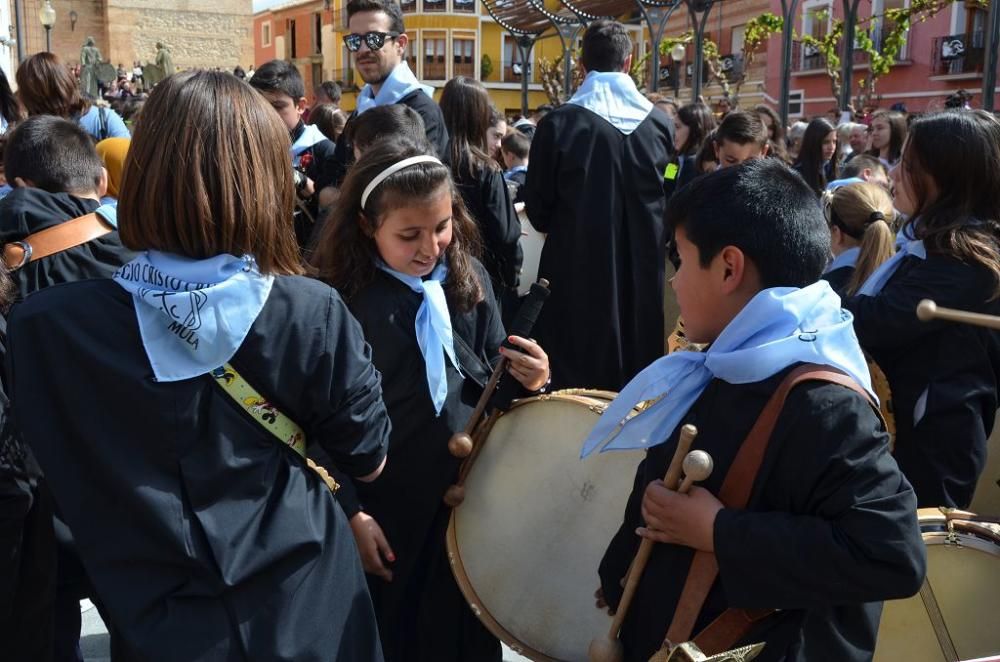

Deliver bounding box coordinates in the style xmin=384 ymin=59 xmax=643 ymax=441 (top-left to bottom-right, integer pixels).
xmin=588 ymin=425 xmax=705 ymax=662
xmin=916 ymin=299 xmax=1000 ymax=331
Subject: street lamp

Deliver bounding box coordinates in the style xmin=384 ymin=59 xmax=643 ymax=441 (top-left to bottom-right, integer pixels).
xmin=39 ymin=0 xmax=55 ymax=53
xmin=670 ymin=43 xmax=686 ymax=97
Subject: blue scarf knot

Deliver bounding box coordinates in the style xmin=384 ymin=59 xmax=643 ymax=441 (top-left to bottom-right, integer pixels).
xmin=377 ymin=261 xmax=460 ymax=415
xmin=581 ymin=281 xmax=875 ymax=457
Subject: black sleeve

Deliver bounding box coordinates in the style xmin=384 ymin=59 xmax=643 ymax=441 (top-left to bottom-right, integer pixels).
xmin=714 ymin=385 xmax=926 ymax=608
xmin=305 ymin=290 xmax=390 ymax=479
xmin=306 ymin=139 xmax=338 ymax=192
xmin=481 ymin=168 xmax=523 ymax=286
xmin=415 ymin=102 xmax=450 ymax=159
xmin=523 ymin=117 xmax=558 ymax=234
xmin=844 ymin=255 xmax=992 ymax=351
xmin=329 ymin=115 xmax=355 ymax=187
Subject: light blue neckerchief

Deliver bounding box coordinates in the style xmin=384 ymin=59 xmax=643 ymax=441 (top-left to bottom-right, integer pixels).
xmin=857 ymin=239 xmax=926 ymax=296
xmin=567 ymin=71 xmax=652 ymax=136
xmin=94 ymin=203 xmax=117 ymax=228
xmin=504 ymin=165 xmax=528 ymax=180
xmin=355 ymin=61 xmax=433 ymax=117
xmin=825 ymin=246 xmax=860 ymax=273
xmin=581 ymin=281 xmax=874 ymax=457
xmin=291 ymin=124 xmax=329 ymax=166
xmin=377 ymin=260 xmax=460 ymax=415
xmin=113 ymin=251 xmax=274 ymax=382
xmin=894 ymin=218 xmax=916 ymax=249
xmin=825 ymin=176 xmax=866 ymax=191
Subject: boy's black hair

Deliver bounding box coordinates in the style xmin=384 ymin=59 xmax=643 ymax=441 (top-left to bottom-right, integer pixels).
xmin=248 ymin=59 xmax=305 ymax=101
xmin=346 ymin=103 xmax=428 ymax=153
xmin=715 ymin=110 xmax=768 ymax=148
xmin=4 ymin=115 xmax=104 ymax=195
xmin=316 ymin=80 xmax=342 ymax=104
xmin=580 ymin=20 xmax=631 ymax=73
xmin=666 ymin=158 xmax=830 ymax=288
xmin=842 ymin=154 xmax=887 ymax=179
xmin=501 ymin=131 xmax=530 ymax=160
xmin=346 ymin=0 xmax=405 ymax=34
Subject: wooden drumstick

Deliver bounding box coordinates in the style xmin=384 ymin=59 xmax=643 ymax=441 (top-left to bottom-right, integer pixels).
xmin=588 ymin=424 xmax=700 ymax=662
xmin=916 ymin=299 xmax=1000 ymax=331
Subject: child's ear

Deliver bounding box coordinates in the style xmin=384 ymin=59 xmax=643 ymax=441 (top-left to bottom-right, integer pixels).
xmin=97 ymin=167 xmax=109 ymax=198
xmin=296 ymin=97 xmax=307 ymax=117
xmin=760 ymin=142 xmax=770 ymax=157
xmin=717 ymin=245 xmax=747 ymax=294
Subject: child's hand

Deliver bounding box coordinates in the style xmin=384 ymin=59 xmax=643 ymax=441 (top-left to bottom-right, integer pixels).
xmin=637 ymin=481 xmax=723 ymax=552
xmin=349 ymin=511 xmax=395 ymax=582
xmin=500 ymin=335 xmax=549 ymax=392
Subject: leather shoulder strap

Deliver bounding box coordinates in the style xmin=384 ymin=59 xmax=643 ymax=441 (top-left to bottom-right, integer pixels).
xmin=662 ymin=364 xmax=877 ymax=655
xmin=2 ymin=212 xmax=113 ymax=270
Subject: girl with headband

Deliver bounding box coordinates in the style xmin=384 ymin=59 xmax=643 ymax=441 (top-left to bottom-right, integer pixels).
xmin=312 ymin=139 xmax=549 ymax=662
xmin=821 ymin=181 xmax=896 ymax=297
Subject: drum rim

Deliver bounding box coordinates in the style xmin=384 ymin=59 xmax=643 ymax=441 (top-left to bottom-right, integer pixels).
xmin=447 ymin=388 xmax=634 ymax=662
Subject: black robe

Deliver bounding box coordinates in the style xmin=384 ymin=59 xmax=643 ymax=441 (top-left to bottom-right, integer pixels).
xmin=844 ymin=253 xmax=1000 ymax=508
xmin=291 ymin=120 xmax=338 ymax=250
xmin=330 ymin=88 xmax=450 ymax=187
xmin=0 ymin=187 xmax=135 ymax=298
xmin=822 ymin=266 xmax=854 ymax=298
xmin=599 ymin=367 xmax=926 ymax=662
xmin=7 ymin=276 xmax=390 ymax=661
xmin=334 ymin=261 xmax=505 ymax=662
xmin=450 ymin=159 xmax=522 ymax=319
xmin=523 ymin=105 xmax=675 ymax=391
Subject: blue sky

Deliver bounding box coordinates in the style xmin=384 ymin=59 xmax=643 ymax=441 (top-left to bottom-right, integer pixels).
xmin=252 ymin=0 xmax=288 ymax=11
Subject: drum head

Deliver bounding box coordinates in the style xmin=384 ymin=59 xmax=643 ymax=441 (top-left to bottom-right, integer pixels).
xmin=875 ymin=513 xmax=1000 ymax=661
xmin=448 ymin=392 xmax=642 ymax=661
xmin=970 ymin=415 xmax=1000 ymax=517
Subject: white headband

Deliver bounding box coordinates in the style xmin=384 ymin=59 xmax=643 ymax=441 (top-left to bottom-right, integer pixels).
xmin=360 ymin=155 xmax=444 ymax=210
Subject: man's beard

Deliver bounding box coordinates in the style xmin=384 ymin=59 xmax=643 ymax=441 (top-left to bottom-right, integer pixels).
xmin=356 ymin=58 xmax=392 ymax=86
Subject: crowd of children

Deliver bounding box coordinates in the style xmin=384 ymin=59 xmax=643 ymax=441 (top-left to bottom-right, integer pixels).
xmin=0 ymin=4 xmax=997 ymax=662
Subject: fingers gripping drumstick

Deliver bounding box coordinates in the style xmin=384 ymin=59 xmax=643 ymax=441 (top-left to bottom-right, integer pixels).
xmin=588 ymin=425 xmax=714 ymax=662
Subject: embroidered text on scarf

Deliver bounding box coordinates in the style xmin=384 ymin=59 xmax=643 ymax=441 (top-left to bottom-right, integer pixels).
xmin=567 ymin=71 xmax=652 ymax=136
xmin=580 ymin=281 xmax=875 ymax=457
xmin=355 ymin=61 xmax=434 ymax=117
xmin=113 ymin=251 xmax=274 ymax=382
xmin=377 ymin=260 xmax=460 ymax=415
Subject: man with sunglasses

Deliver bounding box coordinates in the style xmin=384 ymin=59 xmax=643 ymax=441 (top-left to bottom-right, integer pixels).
xmin=330 ymin=0 xmax=449 ymax=186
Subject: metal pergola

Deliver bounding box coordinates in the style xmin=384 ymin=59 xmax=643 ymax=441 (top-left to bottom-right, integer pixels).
xmin=479 ymin=0 xmax=1000 ymax=118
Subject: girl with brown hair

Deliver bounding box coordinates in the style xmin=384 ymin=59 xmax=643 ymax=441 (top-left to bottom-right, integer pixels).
xmin=821 ymin=182 xmax=896 ymax=296
xmin=439 ymin=76 xmax=521 ymax=319
xmin=312 ymin=138 xmax=549 ymax=662
xmin=7 ymin=70 xmax=390 ymax=660
xmin=866 ymin=109 xmax=907 ymax=167
xmin=16 ymin=52 xmax=130 ymax=141
xmin=845 ymin=109 xmax=1000 ymax=509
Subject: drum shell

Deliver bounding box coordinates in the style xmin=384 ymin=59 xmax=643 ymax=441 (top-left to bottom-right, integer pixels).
xmin=447 ymin=391 xmax=642 ymax=661
xmin=874 ymin=509 xmax=1000 ymax=662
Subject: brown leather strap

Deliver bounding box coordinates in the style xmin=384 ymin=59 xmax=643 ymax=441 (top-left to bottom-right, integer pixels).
xmin=663 ymin=364 xmax=878 ymax=653
xmin=2 ymin=212 xmax=112 ymax=271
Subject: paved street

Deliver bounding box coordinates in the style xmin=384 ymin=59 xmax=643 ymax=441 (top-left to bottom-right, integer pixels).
xmin=80 ymin=600 xmax=531 ymax=661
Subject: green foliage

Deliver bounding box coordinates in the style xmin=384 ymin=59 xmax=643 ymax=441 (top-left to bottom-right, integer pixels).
xmin=630 ymin=50 xmax=652 ymax=92
xmin=481 ymin=53 xmax=493 ymax=81
xmin=799 ymin=11 xmax=844 ymax=101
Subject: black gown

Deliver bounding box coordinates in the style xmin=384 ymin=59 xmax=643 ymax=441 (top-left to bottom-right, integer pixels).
xmin=334 ymin=261 xmax=505 ymax=662
xmin=523 ymin=105 xmax=675 ymax=391
xmin=598 ymin=367 xmax=926 ymax=662
xmin=844 ymin=253 xmax=1000 ymax=508
xmin=7 ymin=276 xmax=390 ymax=661
xmin=822 ymin=265 xmax=854 ymax=297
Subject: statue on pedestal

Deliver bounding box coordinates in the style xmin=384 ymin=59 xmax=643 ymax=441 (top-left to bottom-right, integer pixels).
xmin=155 ymin=42 xmax=174 ymax=79
xmin=80 ymin=36 xmax=102 ymax=99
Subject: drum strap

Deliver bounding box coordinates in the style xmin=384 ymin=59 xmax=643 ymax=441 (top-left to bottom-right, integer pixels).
xmin=661 ymin=364 xmax=880 ymax=656
xmin=2 ymin=212 xmax=112 ymax=271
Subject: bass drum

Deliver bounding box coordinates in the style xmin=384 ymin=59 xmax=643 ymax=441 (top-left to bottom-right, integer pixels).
xmin=447 ymin=390 xmax=642 ymax=661
xmin=970 ymin=414 xmax=1000 ymax=517
xmin=874 ymin=509 xmax=1000 ymax=661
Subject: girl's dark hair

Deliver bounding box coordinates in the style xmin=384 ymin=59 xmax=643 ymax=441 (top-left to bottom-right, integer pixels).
xmin=795 ymin=117 xmax=838 ymax=195
xmin=901 ymin=110 xmax=1000 ymax=297
xmin=15 ymin=52 xmax=88 ymax=119
xmin=675 ymin=102 xmax=716 ymax=156
xmin=439 ymin=76 xmax=496 ymax=178
xmin=694 ymin=129 xmax=718 ymax=173
xmin=867 ymin=109 xmax=907 ymax=164
xmin=753 ymin=104 xmax=788 ymax=162
xmin=311 ymin=139 xmax=484 ymax=311
xmin=310 ymin=104 xmax=347 ymax=142
xmin=119 ymin=70 xmax=301 ymax=275
xmin=346 ymin=104 xmax=427 ymax=154
xmin=0 ymin=68 xmax=23 ymax=128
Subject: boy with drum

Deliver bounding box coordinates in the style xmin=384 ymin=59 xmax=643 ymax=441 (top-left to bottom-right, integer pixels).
xmin=588 ymin=159 xmax=926 ymax=662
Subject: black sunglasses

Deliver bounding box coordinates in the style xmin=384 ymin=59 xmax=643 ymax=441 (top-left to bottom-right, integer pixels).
xmin=343 ymin=31 xmax=400 ymax=52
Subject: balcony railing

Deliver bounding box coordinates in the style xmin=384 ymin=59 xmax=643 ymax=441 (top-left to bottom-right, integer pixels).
xmin=931 ymin=32 xmax=985 ymax=76
xmin=790 ymin=39 xmax=871 ymax=72
xmin=503 ymin=62 xmax=532 ymax=83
